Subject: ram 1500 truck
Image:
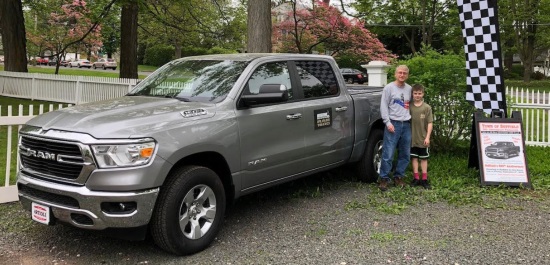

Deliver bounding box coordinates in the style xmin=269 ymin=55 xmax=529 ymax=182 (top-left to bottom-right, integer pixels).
xmin=17 ymin=53 xmax=386 ymax=255
xmin=485 ymin=141 xmax=520 ymax=159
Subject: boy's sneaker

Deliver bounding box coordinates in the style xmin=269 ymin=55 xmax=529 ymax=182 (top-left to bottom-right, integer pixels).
xmin=394 ymin=177 xmax=406 ymax=188
xmin=411 ymin=179 xmax=421 ymax=187
xmin=378 ymin=179 xmax=389 ymax=191
xmin=420 ymin=180 xmax=431 ymax=189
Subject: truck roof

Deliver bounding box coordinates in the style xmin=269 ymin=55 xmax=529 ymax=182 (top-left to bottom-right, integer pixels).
xmin=175 ymin=53 xmax=334 ymax=62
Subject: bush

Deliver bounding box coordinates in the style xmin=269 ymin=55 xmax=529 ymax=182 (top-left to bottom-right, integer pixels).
xmin=144 ymin=45 xmax=175 ymax=66
xmin=391 ymin=47 xmax=476 ymax=152
xmin=206 ymin=47 xmax=237 ymax=55
xmin=531 ymin=71 xmax=546 ymax=80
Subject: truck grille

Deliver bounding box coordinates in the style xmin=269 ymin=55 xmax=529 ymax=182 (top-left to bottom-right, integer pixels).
xmin=20 ymin=136 xmax=84 ymax=180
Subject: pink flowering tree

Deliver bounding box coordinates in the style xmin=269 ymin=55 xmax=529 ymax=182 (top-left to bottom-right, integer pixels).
xmin=27 ymin=0 xmax=109 ymax=73
xmin=273 ymin=1 xmax=396 ymax=64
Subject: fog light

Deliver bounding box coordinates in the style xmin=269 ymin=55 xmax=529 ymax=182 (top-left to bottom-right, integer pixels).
xmin=101 ymin=202 xmax=137 ymax=214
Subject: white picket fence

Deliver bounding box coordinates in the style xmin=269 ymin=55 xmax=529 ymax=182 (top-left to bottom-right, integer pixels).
xmin=0 ymin=87 xmax=549 ymax=204
xmin=0 ymin=71 xmax=139 ymax=104
xmin=0 ymin=104 xmax=69 ymax=203
xmin=506 ymin=87 xmax=550 ymax=146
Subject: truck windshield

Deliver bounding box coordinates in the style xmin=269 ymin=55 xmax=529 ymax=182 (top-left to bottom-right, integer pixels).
xmin=128 ymin=60 xmax=249 ymax=103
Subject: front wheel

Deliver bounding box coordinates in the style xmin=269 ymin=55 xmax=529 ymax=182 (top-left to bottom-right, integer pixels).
xmin=150 ymin=165 xmax=226 ymax=255
xmin=355 ymin=128 xmax=383 ymax=182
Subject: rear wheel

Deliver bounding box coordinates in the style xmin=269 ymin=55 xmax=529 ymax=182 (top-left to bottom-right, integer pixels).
xmin=346 ymin=78 xmax=353 ymax=84
xmin=103 ymin=65 xmax=106 ymax=70
xmin=150 ymin=165 xmax=226 ymax=255
xmin=355 ymin=128 xmax=383 ymax=182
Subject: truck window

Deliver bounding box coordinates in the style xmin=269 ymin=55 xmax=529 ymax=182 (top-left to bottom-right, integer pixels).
xmin=295 ymin=61 xmax=339 ymax=99
xmin=128 ymin=60 xmax=248 ymax=103
xmin=246 ymin=61 xmax=293 ymax=99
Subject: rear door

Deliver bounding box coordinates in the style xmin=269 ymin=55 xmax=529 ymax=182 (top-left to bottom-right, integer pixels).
xmin=295 ymin=60 xmax=354 ymax=170
xmin=236 ymin=61 xmax=307 ymax=190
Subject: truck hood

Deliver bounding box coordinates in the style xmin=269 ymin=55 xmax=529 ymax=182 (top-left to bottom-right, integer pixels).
xmin=26 ymin=96 xmax=216 ymax=138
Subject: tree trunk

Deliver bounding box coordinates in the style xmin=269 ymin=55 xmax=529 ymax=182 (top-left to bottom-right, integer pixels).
xmin=120 ymin=0 xmax=139 ymax=79
xmin=247 ymin=0 xmax=272 ymax=53
xmin=0 ymin=0 xmax=28 ymax=72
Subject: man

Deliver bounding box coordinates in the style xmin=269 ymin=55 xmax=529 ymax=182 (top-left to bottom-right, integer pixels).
xmin=378 ymin=65 xmax=412 ymax=191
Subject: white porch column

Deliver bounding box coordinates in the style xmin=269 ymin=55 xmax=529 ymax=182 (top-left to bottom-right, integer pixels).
xmin=362 ymin=61 xmax=390 ymax=87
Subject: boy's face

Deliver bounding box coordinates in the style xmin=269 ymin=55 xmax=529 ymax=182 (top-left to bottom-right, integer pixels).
xmin=412 ymin=90 xmax=424 ymax=102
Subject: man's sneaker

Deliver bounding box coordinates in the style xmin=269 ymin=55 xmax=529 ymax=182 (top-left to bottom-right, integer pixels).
xmin=378 ymin=179 xmax=389 ymax=191
xmin=420 ymin=180 xmax=431 ymax=189
xmin=411 ymin=178 xmax=421 ymax=187
xmin=394 ymin=177 xmax=406 ymax=188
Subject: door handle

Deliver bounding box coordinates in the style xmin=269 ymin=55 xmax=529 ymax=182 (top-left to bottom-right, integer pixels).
xmin=286 ymin=113 xmax=302 ymax=120
xmin=335 ymin=106 xmax=348 ymax=112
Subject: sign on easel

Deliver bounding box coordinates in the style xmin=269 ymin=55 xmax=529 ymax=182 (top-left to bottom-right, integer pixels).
xmin=470 ymin=111 xmax=531 ymax=188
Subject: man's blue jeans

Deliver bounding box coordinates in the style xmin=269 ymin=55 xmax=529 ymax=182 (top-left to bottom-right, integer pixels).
xmin=380 ymin=120 xmax=411 ymax=181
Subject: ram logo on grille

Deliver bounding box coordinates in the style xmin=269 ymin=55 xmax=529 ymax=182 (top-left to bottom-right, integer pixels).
xmin=21 ymin=147 xmax=57 ymax=161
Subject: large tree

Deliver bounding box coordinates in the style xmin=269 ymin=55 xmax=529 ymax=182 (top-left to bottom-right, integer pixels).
xmin=247 ymin=0 xmax=272 ymax=53
xmin=499 ymin=0 xmax=550 ymax=82
xmin=273 ymin=1 xmax=396 ymax=64
xmin=0 ymin=0 xmax=28 ymax=72
xmin=350 ymin=0 xmax=457 ymax=56
xmin=120 ymin=0 xmax=139 ymax=79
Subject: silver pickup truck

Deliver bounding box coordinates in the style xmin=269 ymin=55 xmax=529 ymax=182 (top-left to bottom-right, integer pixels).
xmin=17 ymin=53 xmax=385 ymax=255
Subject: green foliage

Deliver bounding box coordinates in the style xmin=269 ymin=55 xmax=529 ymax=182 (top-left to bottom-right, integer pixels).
xmin=505 ymin=64 xmax=525 ymax=80
xmin=393 ymin=46 xmax=475 ymax=151
xmin=206 ymin=47 xmax=237 ymax=55
xmin=144 ymin=45 xmax=175 ymax=66
xmin=505 ymin=80 xmax=550 ymax=93
xmin=335 ymin=54 xmax=365 ymax=71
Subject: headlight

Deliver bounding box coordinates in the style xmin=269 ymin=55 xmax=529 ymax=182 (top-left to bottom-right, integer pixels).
xmin=91 ymin=141 xmax=156 ymax=168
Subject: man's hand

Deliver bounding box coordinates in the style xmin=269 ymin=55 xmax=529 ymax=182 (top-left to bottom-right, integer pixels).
xmin=387 ymin=123 xmax=395 ymax=133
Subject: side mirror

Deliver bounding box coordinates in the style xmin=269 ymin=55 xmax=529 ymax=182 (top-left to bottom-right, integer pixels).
xmin=240 ymin=84 xmax=289 ymax=106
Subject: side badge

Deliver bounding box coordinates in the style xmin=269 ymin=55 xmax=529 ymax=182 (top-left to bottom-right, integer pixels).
xmin=181 ymin=109 xmax=207 ymax=118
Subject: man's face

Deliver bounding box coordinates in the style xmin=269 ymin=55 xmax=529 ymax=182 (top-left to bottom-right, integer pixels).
xmin=413 ymin=90 xmax=424 ymax=102
xmin=395 ymin=68 xmax=409 ymax=82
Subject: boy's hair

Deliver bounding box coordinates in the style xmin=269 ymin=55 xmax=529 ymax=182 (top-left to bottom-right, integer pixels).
xmin=412 ymin=84 xmax=425 ymax=92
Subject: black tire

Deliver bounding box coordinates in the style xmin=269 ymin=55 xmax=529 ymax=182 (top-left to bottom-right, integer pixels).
xmin=504 ymin=153 xmax=509 ymax=159
xmin=93 ymin=65 xmax=96 ymax=69
xmin=69 ymin=64 xmax=73 ymax=68
xmin=103 ymin=65 xmax=106 ymax=70
xmin=346 ymin=78 xmax=353 ymax=84
xmin=150 ymin=165 xmax=226 ymax=255
xmin=112 ymin=67 xmax=117 ymax=70
xmin=355 ymin=128 xmax=383 ymax=182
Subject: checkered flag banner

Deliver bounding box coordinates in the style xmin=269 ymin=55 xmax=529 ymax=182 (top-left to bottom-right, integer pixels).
xmin=457 ymin=0 xmax=507 ymax=115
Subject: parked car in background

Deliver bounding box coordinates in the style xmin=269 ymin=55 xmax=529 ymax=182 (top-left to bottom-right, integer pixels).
xmin=340 ymin=68 xmax=367 ymax=84
xmin=36 ymin=57 xmax=49 ymax=65
xmin=60 ymin=60 xmax=70 ymax=67
xmin=69 ymin=59 xmax=92 ymax=68
xmin=47 ymin=58 xmax=58 ymax=66
xmin=92 ymin=58 xmax=117 ymax=70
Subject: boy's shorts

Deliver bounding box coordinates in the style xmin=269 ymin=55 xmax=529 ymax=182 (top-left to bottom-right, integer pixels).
xmin=411 ymin=147 xmax=430 ymax=159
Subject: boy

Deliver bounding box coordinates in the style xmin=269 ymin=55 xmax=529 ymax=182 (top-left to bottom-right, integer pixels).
xmin=410 ymin=84 xmax=433 ymax=189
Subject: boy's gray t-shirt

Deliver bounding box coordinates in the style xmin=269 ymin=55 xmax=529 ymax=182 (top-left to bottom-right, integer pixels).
xmin=380 ymin=82 xmax=412 ymax=126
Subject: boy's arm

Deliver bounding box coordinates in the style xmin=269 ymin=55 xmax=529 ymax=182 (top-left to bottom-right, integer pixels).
xmin=424 ymin=106 xmax=434 ymax=146
xmin=425 ymin=122 xmax=433 ymax=146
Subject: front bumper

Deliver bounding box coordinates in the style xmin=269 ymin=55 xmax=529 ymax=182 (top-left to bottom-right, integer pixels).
xmin=17 ymin=172 xmax=159 ymax=230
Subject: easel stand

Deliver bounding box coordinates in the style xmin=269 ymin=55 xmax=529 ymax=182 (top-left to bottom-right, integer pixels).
xmin=468 ymin=111 xmax=531 ymax=188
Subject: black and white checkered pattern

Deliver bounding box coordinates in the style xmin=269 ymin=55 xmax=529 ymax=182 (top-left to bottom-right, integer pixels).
xmin=458 ymin=0 xmax=506 ymax=114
